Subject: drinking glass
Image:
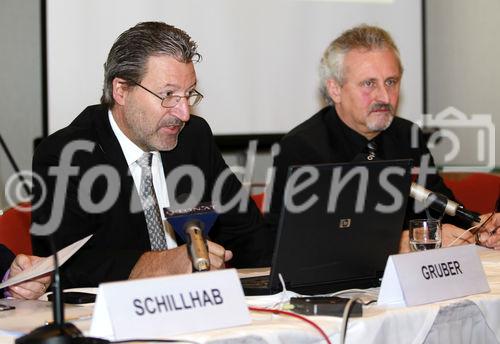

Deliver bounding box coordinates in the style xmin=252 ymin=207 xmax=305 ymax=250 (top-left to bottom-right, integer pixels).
xmin=409 ymin=219 xmax=442 ymax=251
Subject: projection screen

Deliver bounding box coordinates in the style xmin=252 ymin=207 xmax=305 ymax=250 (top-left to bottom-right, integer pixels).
xmin=46 ymin=0 xmax=423 ymax=136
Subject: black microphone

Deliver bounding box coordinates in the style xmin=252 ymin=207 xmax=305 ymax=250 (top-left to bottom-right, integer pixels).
xmin=184 ymin=220 xmax=210 ymax=272
xmin=410 ymin=182 xmax=481 ymax=223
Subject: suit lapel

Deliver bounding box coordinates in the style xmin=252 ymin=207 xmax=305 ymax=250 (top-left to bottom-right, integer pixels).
xmin=91 ymin=106 xmax=150 ymax=248
xmin=93 ymin=107 xmax=130 ymax=176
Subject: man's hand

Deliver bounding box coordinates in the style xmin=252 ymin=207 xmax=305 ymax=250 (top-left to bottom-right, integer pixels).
xmin=129 ymin=241 xmax=233 ymax=279
xmin=441 ymin=223 xmax=475 ymax=247
xmin=7 ymin=255 xmax=52 ymax=300
xmin=398 ymin=230 xmax=410 ymax=253
xmin=207 ymin=241 xmax=233 ymax=270
xmin=476 ymin=213 xmax=500 ymax=249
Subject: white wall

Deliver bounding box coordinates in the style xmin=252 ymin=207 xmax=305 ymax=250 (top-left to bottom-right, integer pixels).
xmin=426 ymin=0 xmax=499 ymax=171
xmin=2 ymin=0 xmax=499 ymax=210
xmin=0 ymin=0 xmax=42 ymax=209
xmin=46 ymin=0 xmax=423 ymax=135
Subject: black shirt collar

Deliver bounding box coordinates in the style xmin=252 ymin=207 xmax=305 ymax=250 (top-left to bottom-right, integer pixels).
xmin=324 ymin=105 xmax=382 ymax=160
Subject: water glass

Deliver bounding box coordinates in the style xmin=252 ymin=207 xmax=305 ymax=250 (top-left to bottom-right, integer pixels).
xmin=409 ymin=219 xmax=442 ymax=251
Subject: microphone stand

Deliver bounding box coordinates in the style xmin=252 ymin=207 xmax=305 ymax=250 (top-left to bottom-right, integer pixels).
xmin=48 ymin=235 xmax=65 ymax=328
xmin=1 ymin=134 xmax=106 ymax=343
xmin=0 ymin=133 xmax=81 ymax=343
xmin=16 ymin=235 xmax=81 ymax=343
xmin=15 ymin=236 xmax=108 ymax=344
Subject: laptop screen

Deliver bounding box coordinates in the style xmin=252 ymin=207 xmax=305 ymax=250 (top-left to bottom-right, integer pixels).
xmin=268 ymin=159 xmax=412 ymax=294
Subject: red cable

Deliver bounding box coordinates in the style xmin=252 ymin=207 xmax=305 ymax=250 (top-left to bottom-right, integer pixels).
xmin=248 ymin=306 xmax=332 ymax=344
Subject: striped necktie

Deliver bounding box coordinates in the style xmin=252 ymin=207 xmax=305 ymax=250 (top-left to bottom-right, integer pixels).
xmin=136 ymin=152 xmax=168 ymax=250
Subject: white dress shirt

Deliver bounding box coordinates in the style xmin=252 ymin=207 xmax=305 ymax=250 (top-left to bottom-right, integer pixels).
xmin=108 ymin=110 xmax=177 ymax=248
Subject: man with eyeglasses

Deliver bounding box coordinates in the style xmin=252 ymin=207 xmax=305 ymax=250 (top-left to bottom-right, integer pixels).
xmin=31 ymin=22 xmax=272 ymax=288
xmin=266 ymin=24 xmax=500 ymax=252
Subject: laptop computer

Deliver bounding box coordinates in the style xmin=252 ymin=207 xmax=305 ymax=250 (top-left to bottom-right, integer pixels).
xmin=242 ymin=159 xmax=412 ymax=295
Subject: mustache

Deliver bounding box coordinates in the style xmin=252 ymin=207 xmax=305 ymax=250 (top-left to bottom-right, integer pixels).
xmin=159 ymin=116 xmax=184 ymax=127
xmin=370 ymin=103 xmax=393 ymax=113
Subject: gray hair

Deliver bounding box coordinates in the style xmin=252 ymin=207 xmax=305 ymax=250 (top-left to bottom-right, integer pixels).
xmin=319 ymin=24 xmax=403 ymax=104
xmin=101 ymin=21 xmax=201 ymax=108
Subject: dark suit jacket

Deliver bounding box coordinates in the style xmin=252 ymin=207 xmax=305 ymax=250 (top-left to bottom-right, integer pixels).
xmin=31 ymin=104 xmax=272 ymax=288
xmin=0 ymin=244 xmax=15 ymax=277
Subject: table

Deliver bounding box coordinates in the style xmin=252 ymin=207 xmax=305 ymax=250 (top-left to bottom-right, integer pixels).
xmin=1 ymin=247 xmax=500 ymax=344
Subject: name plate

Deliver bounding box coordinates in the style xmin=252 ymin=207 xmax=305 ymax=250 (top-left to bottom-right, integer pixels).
xmin=378 ymin=245 xmax=489 ymax=307
xmin=89 ymin=269 xmax=250 ymax=341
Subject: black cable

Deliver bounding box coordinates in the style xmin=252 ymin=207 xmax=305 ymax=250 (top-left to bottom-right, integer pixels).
xmin=0 ymin=132 xmax=31 ymax=196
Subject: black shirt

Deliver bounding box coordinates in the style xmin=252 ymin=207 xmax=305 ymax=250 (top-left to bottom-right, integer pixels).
xmin=266 ymin=106 xmax=466 ymax=238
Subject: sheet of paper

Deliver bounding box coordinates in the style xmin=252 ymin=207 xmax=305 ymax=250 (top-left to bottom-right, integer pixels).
xmin=0 ymin=235 xmax=92 ymax=289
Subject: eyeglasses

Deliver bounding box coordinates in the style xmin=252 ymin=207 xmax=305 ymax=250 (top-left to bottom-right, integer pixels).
xmin=130 ymin=80 xmax=203 ymax=108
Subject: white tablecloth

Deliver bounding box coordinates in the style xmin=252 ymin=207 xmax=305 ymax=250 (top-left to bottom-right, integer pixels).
xmin=1 ymin=248 xmax=500 ymax=344
xmin=170 ymin=248 xmax=500 ymax=344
